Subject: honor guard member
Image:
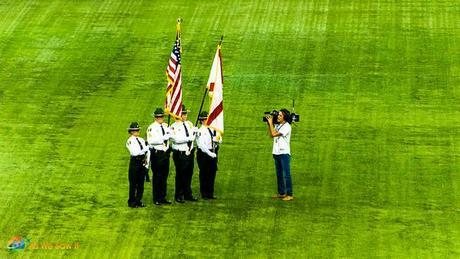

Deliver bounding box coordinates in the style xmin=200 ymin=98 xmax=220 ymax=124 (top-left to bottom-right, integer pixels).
xmin=170 ymin=105 xmax=198 ymax=203
xmin=126 ymin=122 xmax=149 ymax=208
xmin=196 ymin=111 xmax=222 ymax=200
xmin=147 ymin=108 xmax=172 ymax=206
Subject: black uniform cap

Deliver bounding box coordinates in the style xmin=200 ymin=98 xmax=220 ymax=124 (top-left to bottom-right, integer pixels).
xmin=153 ymin=108 xmax=165 ymax=117
xmin=181 ymin=104 xmax=188 ymax=115
xmin=127 ymin=122 xmax=140 ymax=132
xmin=198 ymin=111 xmax=208 ymax=120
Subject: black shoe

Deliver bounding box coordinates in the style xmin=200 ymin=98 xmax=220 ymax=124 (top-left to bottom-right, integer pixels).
xmin=154 ymin=201 xmax=162 ymax=206
xmin=209 ymin=196 xmax=217 ymax=200
xmin=128 ymin=204 xmax=138 ymax=208
xmin=184 ymin=196 xmax=198 ymax=202
xmin=160 ymin=200 xmax=172 ymax=205
xmin=175 ymin=198 xmax=185 ymax=203
xmin=137 ymin=203 xmax=146 ymax=207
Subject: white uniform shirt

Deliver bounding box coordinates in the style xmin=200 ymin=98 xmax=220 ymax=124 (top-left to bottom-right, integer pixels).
xmin=170 ymin=120 xmax=196 ymax=151
xmin=147 ymin=121 xmax=170 ymax=151
xmin=196 ymin=126 xmax=222 ymax=157
xmin=272 ymin=122 xmax=291 ymax=155
xmin=126 ymin=136 xmax=149 ymax=156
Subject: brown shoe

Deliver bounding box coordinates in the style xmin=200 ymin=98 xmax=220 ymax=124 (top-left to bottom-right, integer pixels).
xmin=282 ymin=196 xmax=294 ymax=201
xmin=272 ymin=194 xmax=286 ymax=199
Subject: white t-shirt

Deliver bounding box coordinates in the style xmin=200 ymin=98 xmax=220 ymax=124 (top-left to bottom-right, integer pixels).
xmin=272 ymin=123 xmax=291 ymax=155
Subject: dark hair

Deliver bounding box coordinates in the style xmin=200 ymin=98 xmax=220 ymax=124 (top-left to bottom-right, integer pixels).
xmin=279 ymin=108 xmax=292 ymax=124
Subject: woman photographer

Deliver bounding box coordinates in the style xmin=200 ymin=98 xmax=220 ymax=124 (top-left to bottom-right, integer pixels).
xmin=266 ymin=109 xmax=293 ymax=201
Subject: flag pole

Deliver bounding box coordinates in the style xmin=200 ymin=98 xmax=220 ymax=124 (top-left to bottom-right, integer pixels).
xmin=176 ymin=17 xmax=182 ymax=50
xmin=195 ymin=88 xmax=208 ymax=126
xmin=195 ymin=36 xmax=224 ymax=126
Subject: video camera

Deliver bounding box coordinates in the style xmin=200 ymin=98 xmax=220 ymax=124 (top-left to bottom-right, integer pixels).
xmin=262 ymin=110 xmax=299 ymax=124
xmin=262 ymin=110 xmax=278 ymax=124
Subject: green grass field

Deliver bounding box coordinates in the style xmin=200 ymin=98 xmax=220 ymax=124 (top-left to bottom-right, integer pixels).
xmin=1 ymin=0 xmax=459 ymax=257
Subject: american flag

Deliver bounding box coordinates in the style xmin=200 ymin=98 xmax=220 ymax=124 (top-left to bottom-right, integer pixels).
xmin=165 ymin=34 xmax=182 ymax=119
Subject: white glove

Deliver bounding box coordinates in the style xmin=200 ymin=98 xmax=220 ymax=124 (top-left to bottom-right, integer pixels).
xmin=143 ymin=161 xmax=149 ymax=168
xmin=163 ymin=133 xmax=171 ymax=141
xmin=208 ymin=152 xmax=217 ymax=158
xmin=213 ymin=134 xmax=222 ymax=143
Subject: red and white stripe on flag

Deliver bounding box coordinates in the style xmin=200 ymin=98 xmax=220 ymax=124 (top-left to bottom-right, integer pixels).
xmin=205 ymin=45 xmax=224 ymax=134
xmin=165 ymin=37 xmax=183 ymax=119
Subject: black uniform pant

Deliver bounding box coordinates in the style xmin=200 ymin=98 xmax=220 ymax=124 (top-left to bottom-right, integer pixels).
xmin=128 ymin=157 xmax=145 ymax=206
xmin=197 ymin=149 xmax=218 ymax=198
xmin=150 ymin=149 xmax=170 ymax=202
xmin=173 ymin=150 xmax=195 ymax=199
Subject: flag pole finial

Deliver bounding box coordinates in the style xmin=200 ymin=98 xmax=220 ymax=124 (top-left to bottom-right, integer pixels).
xmin=218 ymin=35 xmax=224 ymax=47
xmin=176 ymin=18 xmax=183 ymax=35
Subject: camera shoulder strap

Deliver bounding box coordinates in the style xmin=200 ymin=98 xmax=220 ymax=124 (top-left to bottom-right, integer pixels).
xmin=276 ymin=123 xmax=285 ymax=132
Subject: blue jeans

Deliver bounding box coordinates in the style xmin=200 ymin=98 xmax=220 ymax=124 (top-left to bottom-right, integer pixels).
xmin=273 ymin=154 xmax=292 ymax=196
